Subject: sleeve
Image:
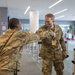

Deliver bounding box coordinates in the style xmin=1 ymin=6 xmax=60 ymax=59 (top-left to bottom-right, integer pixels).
xmin=22 ymin=31 xmax=40 ymax=44
xmin=59 ymin=28 xmax=67 ymax=59
xmin=60 ymin=30 xmax=66 ymax=52
xmin=36 ymin=28 xmax=54 ymax=40
xmin=0 ymin=31 xmax=40 ymax=56
xmin=6 ymin=31 xmax=40 ymax=46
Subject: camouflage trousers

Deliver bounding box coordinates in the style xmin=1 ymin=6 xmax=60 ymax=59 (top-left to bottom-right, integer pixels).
xmin=42 ymin=59 xmax=64 ymax=75
xmin=0 ymin=70 xmax=14 ymax=75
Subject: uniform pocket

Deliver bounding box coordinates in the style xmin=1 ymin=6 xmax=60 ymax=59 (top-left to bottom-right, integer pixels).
xmin=55 ymin=50 xmax=62 ymax=60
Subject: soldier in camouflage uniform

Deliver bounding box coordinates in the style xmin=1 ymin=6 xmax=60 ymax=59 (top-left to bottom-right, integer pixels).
xmin=36 ymin=13 xmax=67 ymax=75
xmin=0 ymin=18 xmax=39 ymax=75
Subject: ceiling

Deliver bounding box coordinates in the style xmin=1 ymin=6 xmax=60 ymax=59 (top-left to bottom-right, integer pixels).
xmin=0 ymin=0 xmax=75 ymax=21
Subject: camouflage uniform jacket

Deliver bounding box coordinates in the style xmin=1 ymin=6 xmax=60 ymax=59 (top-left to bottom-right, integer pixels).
xmin=0 ymin=29 xmax=39 ymax=71
xmin=36 ymin=24 xmax=67 ymax=60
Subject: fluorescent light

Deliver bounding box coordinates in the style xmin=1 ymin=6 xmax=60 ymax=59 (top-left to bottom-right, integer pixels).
xmin=55 ymin=15 xmax=65 ymax=19
xmin=24 ymin=6 xmax=30 ymax=14
xmin=54 ymin=9 xmax=67 ymax=15
xmin=49 ymin=0 xmax=62 ymax=9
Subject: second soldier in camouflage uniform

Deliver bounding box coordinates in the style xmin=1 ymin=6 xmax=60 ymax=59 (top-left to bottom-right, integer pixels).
xmin=36 ymin=13 xmax=67 ymax=75
xmin=0 ymin=18 xmax=39 ymax=75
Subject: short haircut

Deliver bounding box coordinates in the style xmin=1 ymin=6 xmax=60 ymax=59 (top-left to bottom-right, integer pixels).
xmin=8 ymin=18 xmax=20 ymax=29
xmin=45 ymin=13 xmax=55 ymax=22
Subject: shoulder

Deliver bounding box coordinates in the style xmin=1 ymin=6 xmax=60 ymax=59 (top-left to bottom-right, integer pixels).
xmin=0 ymin=29 xmax=10 ymax=38
xmin=15 ymin=31 xmax=31 ymax=38
xmin=13 ymin=31 xmax=23 ymax=37
xmin=55 ymin=24 xmax=62 ymax=31
xmin=55 ymin=24 xmax=61 ymax=29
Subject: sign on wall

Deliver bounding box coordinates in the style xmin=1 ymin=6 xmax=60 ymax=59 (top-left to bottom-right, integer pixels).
xmin=2 ymin=26 xmax=6 ymax=30
xmin=1 ymin=22 xmax=7 ymax=25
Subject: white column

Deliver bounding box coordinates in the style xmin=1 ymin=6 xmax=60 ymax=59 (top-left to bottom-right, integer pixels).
xmin=29 ymin=10 xmax=39 ymax=33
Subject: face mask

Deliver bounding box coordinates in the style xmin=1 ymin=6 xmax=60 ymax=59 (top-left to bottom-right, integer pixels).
xmin=19 ymin=27 xmax=22 ymax=30
xmin=45 ymin=24 xmax=52 ymax=29
xmin=16 ymin=25 xmax=22 ymax=30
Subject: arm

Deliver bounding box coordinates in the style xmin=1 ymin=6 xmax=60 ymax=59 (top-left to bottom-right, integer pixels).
xmin=22 ymin=31 xmax=40 ymax=44
xmin=0 ymin=31 xmax=40 ymax=56
xmin=59 ymin=29 xmax=67 ymax=59
xmin=36 ymin=28 xmax=54 ymax=40
xmin=60 ymin=36 xmax=66 ymax=52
